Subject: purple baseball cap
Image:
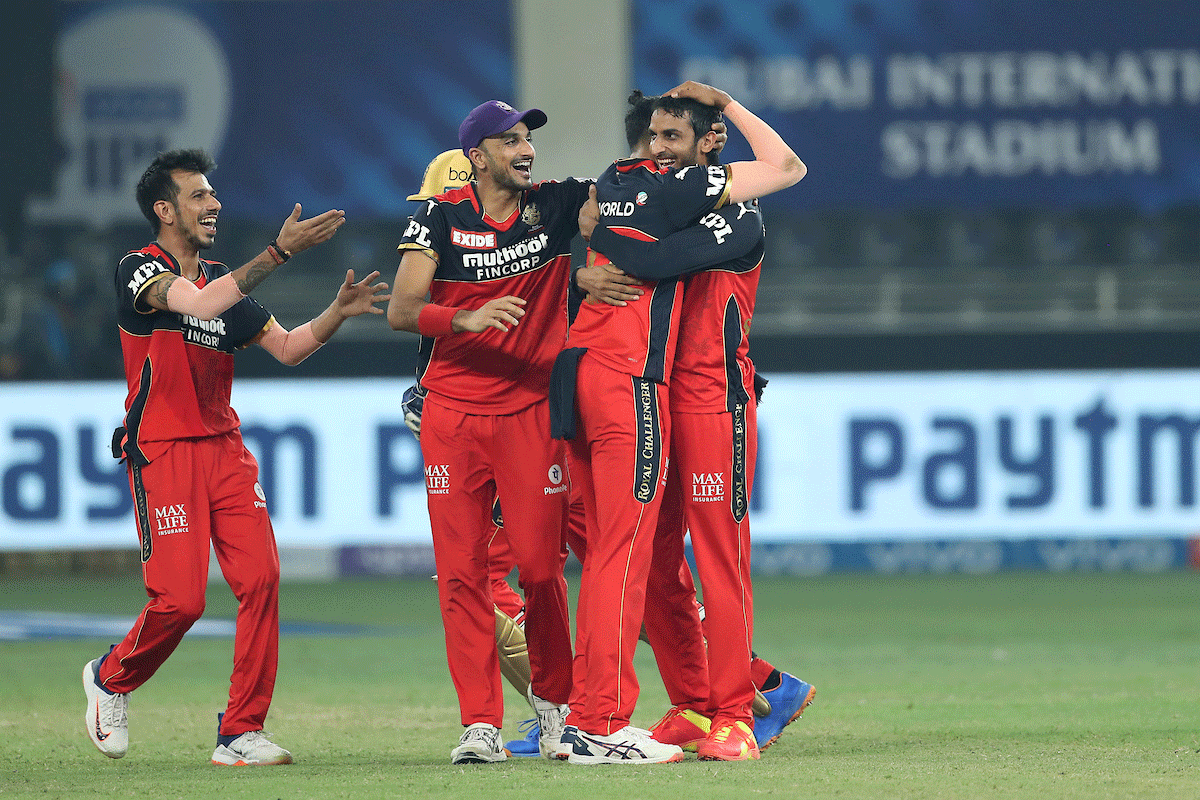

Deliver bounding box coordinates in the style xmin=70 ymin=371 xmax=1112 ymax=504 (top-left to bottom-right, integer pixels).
xmin=458 ymin=100 xmax=548 ymax=155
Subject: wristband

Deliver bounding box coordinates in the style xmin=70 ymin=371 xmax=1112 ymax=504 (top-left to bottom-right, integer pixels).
xmin=418 ymin=303 xmax=461 ymax=337
xmin=267 ymin=240 xmax=291 ymax=264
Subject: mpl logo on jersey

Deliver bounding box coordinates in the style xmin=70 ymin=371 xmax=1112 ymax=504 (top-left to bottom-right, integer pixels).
xmin=425 ymin=464 xmax=451 ymax=495
xmin=691 ymin=472 xmax=726 ymax=502
xmin=125 ymin=259 xmax=169 ymax=295
xmin=153 ymin=503 xmax=188 ymax=536
xmin=451 ymin=228 xmax=497 ymax=250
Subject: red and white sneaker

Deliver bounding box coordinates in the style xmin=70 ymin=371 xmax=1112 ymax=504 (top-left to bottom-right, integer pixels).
xmin=649 ymin=706 xmax=711 ymax=752
xmin=698 ymin=720 xmax=761 ymax=761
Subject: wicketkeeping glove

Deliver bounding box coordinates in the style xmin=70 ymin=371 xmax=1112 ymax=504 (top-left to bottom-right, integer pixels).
xmin=401 ymin=383 xmax=427 ymax=440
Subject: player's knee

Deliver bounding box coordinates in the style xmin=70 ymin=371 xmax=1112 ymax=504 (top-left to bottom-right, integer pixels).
xmin=158 ymin=593 xmax=206 ymax=626
xmin=229 ymin=562 xmax=280 ymax=601
xmin=516 ymin=564 xmax=562 ymax=589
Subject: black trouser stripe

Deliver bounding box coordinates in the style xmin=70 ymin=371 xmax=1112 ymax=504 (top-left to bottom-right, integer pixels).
xmin=730 ymin=402 xmax=749 ymax=522
xmin=632 ymin=376 xmax=662 ymax=505
xmin=131 ymin=463 xmax=152 ymax=563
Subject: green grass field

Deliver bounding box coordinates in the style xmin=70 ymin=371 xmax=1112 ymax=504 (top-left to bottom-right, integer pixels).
xmin=4 ymin=571 xmax=1199 ymax=799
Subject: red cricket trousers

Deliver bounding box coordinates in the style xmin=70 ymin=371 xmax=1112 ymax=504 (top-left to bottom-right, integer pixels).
xmin=659 ymin=402 xmax=758 ymax=725
xmin=642 ymin=459 xmax=711 ymax=712
xmin=421 ymin=397 xmax=573 ymax=726
xmin=98 ymin=431 xmax=280 ymax=737
xmin=566 ymin=355 xmax=671 ymax=735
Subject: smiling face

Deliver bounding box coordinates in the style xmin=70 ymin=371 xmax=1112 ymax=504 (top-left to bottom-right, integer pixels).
xmin=473 ymin=121 xmax=535 ymax=192
xmin=649 ymin=108 xmax=720 ymax=172
xmin=158 ymin=170 xmax=221 ymax=250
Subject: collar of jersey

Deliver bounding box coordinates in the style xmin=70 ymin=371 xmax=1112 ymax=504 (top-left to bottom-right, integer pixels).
xmin=466 ymin=182 xmax=523 ymax=232
xmin=150 ymin=241 xmax=211 ymax=286
xmin=615 ymin=157 xmax=663 ymax=174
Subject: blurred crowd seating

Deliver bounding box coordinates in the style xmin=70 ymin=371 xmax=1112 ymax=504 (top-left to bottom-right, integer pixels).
xmin=2 ymin=205 xmax=1197 ymax=380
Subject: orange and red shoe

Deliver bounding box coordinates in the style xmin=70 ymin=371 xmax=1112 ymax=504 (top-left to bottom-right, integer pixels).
xmin=649 ymin=706 xmax=711 ymax=752
xmin=698 ymin=720 xmax=761 ymax=761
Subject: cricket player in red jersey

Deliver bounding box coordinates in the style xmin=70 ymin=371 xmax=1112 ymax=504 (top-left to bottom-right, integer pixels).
xmin=584 ymin=83 xmax=809 ymax=760
xmin=559 ymin=80 xmax=805 ymax=764
xmin=83 ymin=149 xmax=388 ymax=766
xmin=388 ymin=101 xmax=593 ymax=764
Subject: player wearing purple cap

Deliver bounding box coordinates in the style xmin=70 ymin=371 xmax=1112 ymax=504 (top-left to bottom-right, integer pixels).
xmin=388 ymin=100 xmax=592 ymax=764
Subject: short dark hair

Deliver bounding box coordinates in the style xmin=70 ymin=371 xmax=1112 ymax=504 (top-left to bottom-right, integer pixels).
xmin=135 ymin=149 xmax=216 ymax=234
xmin=651 ymin=95 xmax=722 ymax=152
xmin=624 ymin=89 xmax=659 ymax=152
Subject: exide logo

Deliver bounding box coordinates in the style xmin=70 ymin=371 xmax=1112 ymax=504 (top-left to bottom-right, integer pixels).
xmin=452 ymin=228 xmax=496 ymax=250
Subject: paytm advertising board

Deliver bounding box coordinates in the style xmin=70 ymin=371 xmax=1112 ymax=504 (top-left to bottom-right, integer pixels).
xmin=0 ymin=372 xmax=1197 ymax=551
xmin=633 ymin=0 xmax=1200 ymax=211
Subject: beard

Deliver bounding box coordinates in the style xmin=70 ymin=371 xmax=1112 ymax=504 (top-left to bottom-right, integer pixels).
xmin=483 ymin=152 xmax=532 ymax=192
xmin=172 ymin=202 xmax=215 ymax=250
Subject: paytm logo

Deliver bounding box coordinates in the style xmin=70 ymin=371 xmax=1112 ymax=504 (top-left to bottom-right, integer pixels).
xmin=848 ymin=396 xmax=1200 ymax=512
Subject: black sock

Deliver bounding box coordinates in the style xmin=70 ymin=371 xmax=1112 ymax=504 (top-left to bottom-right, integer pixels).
xmin=760 ymin=669 xmax=782 ymax=693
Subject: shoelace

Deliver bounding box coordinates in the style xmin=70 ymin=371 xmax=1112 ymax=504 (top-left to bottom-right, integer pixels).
xmin=461 ymin=726 xmax=497 ymax=747
xmin=516 ymin=718 xmax=539 ymax=742
xmin=709 ymin=722 xmax=749 ymax=744
xmin=232 ymin=730 xmax=283 ymax=754
xmin=652 ymin=707 xmax=683 ymax=730
xmin=104 ymin=693 xmax=129 ymax=728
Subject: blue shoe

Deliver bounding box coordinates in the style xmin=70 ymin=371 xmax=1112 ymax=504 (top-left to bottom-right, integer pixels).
xmin=503 ymin=718 xmax=541 ymax=757
xmin=752 ymin=673 xmax=815 ymax=751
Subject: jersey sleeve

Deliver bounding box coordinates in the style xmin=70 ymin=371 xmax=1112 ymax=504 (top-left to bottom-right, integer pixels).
xmin=590 ymin=200 xmax=763 ymax=280
xmin=116 ymin=251 xmax=175 ymax=314
xmin=558 ymin=177 xmax=595 ymax=216
xmin=204 ymin=260 xmax=273 ymax=350
xmin=225 ymin=296 xmax=274 ymax=349
xmin=662 ymin=164 xmax=732 ymax=230
xmin=397 ymin=200 xmax=449 ymax=263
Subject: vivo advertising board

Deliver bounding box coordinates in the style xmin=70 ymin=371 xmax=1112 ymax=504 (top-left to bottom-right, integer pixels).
xmin=0 ymin=372 xmax=1198 ymax=551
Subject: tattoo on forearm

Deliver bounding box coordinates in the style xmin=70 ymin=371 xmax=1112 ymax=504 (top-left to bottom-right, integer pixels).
xmin=236 ymin=255 xmax=278 ymax=295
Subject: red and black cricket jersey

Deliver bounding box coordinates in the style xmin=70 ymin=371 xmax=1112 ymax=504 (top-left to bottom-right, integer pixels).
xmin=568 ymin=158 xmax=732 ymax=384
xmin=114 ymin=243 xmax=272 ymax=465
xmin=588 ymin=198 xmax=766 ymax=412
xmin=398 ymin=179 xmax=590 ymax=415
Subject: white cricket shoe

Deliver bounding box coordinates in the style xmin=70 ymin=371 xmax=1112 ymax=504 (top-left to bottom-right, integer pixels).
xmin=82 ymin=659 xmax=128 ymax=759
xmin=211 ymin=730 xmax=293 ymax=766
xmin=450 ymin=722 xmax=507 ymax=764
xmin=568 ymin=725 xmax=685 ymax=765
xmin=527 ymin=686 xmax=571 ymax=760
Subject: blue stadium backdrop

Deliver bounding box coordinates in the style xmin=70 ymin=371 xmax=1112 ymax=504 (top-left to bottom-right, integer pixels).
xmin=633 ymin=0 xmax=1200 ymax=212
xmin=27 ymin=0 xmax=514 ymax=226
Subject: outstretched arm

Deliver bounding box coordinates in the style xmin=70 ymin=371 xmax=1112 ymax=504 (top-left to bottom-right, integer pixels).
xmin=255 ymin=269 xmax=389 ymax=366
xmin=143 ymin=204 xmax=347 ymax=320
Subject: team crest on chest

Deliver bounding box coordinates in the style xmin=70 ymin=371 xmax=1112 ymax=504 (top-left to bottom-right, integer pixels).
xmin=521 ymin=203 xmax=541 ymax=227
